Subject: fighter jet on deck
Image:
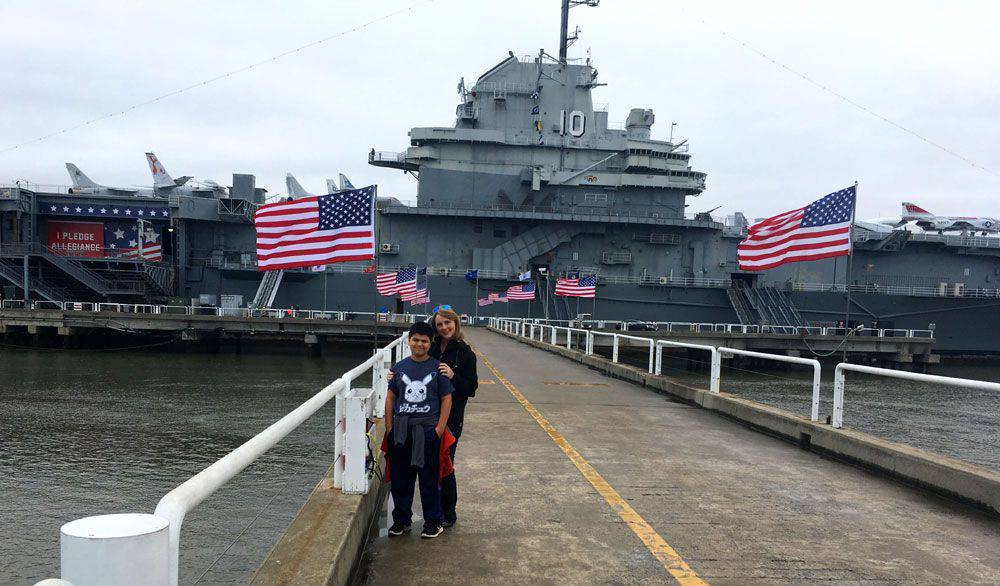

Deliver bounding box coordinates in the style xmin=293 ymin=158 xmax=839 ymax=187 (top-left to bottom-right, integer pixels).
xmin=286 ymin=173 xmax=350 ymax=198
xmin=145 ymin=152 xmax=227 ymax=197
xmin=66 ymin=163 xmax=153 ymax=197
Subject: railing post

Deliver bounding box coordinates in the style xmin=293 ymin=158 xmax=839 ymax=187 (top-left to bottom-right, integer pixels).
xmin=810 ymin=362 xmax=822 ymax=422
xmin=655 ymin=343 xmax=663 ymax=375
xmin=372 ymin=349 xmax=388 ymax=418
xmin=612 ymin=335 xmax=619 ymax=363
xmin=343 ymin=387 xmax=372 ymax=494
xmin=709 ymin=349 xmax=721 ymax=393
xmin=550 ymin=326 xmax=557 ymax=345
xmin=833 ymin=366 xmax=846 ymax=428
xmin=647 ymin=340 xmax=654 ymax=373
xmin=586 ymin=331 xmax=593 ymax=355
xmin=333 ymin=375 xmax=349 ymax=488
xmin=566 ymin=329 xmax=572 ymax=350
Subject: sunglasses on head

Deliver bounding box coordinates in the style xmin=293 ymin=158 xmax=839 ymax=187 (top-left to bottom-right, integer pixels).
xmin=433 ymin=304 xmax=452 ymax=313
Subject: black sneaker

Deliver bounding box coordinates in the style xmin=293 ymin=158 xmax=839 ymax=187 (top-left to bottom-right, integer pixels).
xmin=420 ymin=523 xmax=443 ymax=538
xmin=387 ymin=522 xmax=411 ymax=537
xmin=442 ymin=517 xmax=456 ymax=528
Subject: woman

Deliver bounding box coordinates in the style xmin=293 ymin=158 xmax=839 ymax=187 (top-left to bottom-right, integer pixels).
xmin=428 ymin=307 xmax=478 ymax=527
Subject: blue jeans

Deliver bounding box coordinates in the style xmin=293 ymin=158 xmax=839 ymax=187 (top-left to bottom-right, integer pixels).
xmin=388 ymin=425 xmax=443 ymax=526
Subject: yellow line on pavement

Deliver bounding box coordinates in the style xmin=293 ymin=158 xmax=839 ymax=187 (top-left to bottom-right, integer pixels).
xmin=477 ymin=351 xmax=708 ymax=586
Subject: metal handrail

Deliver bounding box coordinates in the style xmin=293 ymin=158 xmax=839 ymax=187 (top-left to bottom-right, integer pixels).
xmin=718 ymin=348 xmax=823 ymax=422
xmin=151 ymin=333 xmax=407 ymax=585
xmin=0 ymin=299 xmax=431 ymax=324
xmin=655 ymin=340 xmax=721 ymax=393
xmin=832 ymin=363 xmax=1000 ymax=429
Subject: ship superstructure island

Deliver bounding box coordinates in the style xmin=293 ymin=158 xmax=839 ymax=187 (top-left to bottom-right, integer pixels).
xmin=2 ymin=0 xmax=1000 ymax=353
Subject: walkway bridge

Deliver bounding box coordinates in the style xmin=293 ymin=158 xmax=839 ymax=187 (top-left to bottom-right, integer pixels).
xmin=41 ymin=325 xmax=999 ymax=585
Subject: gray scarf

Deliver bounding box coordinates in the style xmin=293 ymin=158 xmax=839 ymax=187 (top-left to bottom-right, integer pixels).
xmin=392 ymin=415 xmax=438 ymax=467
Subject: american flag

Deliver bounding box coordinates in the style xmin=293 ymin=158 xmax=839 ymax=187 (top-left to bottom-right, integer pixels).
xmin=555 ymin=274 xmax=596 ymax=298
xmin=399 ymin=284 xmax=430 ymax=305
xmin=401 ymin=285 xmax=427 ymax=303
xmin=738 ymin=186 xmax=856 ymax=271
xmin=494 ymin=292 xmax=508 ymax=303
xmin=376 ymin=267 xmax=417 ymax=296
xmin=254 ymin=186 xmax=376 ymax=271
xmin=104 ymin=221 xmax=162 ymax=261
xmin=506 ymin=282 xmax=536 ymax=300
xmin=478 ymin=297 xmax=492 ymax=306
xmin=488 ymin=292 xmax=500 ymax=301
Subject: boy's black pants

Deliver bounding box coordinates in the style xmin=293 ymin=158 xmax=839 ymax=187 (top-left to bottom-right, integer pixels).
xmin=388 ymin=425 xmax=443 ymax=526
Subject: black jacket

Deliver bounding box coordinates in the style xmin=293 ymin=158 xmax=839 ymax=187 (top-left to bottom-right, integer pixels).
xmin=429 ymin=338 xmax=478 ymax=439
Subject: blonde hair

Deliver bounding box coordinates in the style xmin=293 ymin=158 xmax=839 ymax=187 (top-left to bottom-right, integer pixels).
xmin=432 ymin=308 xmax=464 ymax=341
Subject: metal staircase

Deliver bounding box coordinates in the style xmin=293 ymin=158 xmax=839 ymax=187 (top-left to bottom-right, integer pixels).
xmin=472 ymin=224 xmax=587 ymax=276
xmin=141 ymin=263 xmax=175 ymax=296
xmin=0 ymin=244 xmax=142 ymax=297
xmin=726 ymin=287 xmax=754 ymax=324
xmin=251 ymin=270 xmax=284 ymax=309
xmin=729 ymin=284 xmax=807 ymax=331
xmin=0 ymin=258 xmax=72 ymax=302
xmin=37 ymin=245 xmax=129 ymax=295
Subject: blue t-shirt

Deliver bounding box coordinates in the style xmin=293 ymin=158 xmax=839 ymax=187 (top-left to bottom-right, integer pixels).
xmin=390 ymin=357 xmax=454 ymax=419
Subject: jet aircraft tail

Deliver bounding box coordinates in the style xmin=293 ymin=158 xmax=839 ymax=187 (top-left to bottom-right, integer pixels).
xmin=146 ymin=152 xmax=176 ymax=189
xmin=339 ymin=173 xmax=355 ymax=190
xmin=286 ymin=173 xmax=314 ymax=198
xmin=65 ymin=163 xmax=101 ymax=188
xmin=902 ymin=202 xmax=933 ymax=219
xmin=325 ymin=178 xmax=340 ymax=194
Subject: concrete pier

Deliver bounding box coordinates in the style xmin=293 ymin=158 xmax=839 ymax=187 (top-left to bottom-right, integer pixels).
xmin=361 ymin=328 xmax=999 ymax=584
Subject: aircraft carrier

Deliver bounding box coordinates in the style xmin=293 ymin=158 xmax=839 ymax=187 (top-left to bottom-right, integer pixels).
xmin=2 ymin=1 xmax=999 ymax=354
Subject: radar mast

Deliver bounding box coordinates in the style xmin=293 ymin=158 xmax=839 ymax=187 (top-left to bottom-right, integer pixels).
xmin=559 ymin=0 xmax=600 ymax=63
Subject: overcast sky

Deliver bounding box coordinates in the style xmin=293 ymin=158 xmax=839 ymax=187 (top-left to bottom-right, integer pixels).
xmin=1 ymin=0 xmax=998 ymax=219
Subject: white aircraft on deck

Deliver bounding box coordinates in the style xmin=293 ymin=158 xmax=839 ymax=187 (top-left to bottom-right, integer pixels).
xmin=899 ymin=202 xmax=999 ymax=235
xmin=66 ymin=163 xmax=152 ymax=197
xmin=145 ymin=152 xmax=227 ymax=197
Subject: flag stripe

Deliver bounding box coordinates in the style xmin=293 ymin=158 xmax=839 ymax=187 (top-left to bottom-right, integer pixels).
xmin=737 ymin=247 xmax=853 ymax=270
xmin=737 ymin=225 xmax=850 ymax=256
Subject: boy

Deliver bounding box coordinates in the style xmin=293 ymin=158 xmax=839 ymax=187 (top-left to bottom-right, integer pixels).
xmin=385 ymin=321 xmax=454 ymax=538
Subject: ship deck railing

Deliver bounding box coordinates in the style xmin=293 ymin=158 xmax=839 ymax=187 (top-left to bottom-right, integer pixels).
xmin=491 ymin=316 xmax=934 ymax=340
xmin=0 ymin=298 xmax=434 ymax=324
xmin=381 ymin=201 xmax=723 ymax=223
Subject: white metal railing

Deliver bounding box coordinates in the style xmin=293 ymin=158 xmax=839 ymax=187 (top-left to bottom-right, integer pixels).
xmin=718 ymin=348 xmax=823 ymax=422
xmin=0 ymin=299 xmax=431 ymax=324
xmin=496 ymin=318 xmax=825 ymax=422
xmin=494 ymin=317 xmax=934 ymax=340
xmin=655 ymin=340 xmax=721 ymax=393
xmin=832 ymin=363 xmax=1000 ymax=429
xmin=49 ymin=332 xmax=409 ymax=586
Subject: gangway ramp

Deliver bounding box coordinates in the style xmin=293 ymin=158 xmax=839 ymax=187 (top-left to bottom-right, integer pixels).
xmin=364 ymin=328 xmax=1000 ymax=584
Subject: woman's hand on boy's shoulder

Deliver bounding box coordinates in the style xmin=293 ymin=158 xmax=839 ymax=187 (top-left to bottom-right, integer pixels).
xmin=438 ymin=362 xmax=454 ymax=379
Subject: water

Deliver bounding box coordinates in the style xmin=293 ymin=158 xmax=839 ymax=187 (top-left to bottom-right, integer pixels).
xmin=651 ymin=352 xmax=1000 ymax=471
xmin=0 ymin=343 xmax=372 ymax=585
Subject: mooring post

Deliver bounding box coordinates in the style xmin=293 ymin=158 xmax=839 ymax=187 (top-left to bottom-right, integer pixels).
xmin=60 ymin=514 xmax=170 ymax=586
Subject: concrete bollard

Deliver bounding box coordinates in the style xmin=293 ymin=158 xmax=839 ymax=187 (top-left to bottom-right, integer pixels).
xmin=61 ymin=513 xmax=169 ymax=586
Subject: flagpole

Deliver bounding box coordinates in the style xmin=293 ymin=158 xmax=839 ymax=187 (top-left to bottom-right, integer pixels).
xmin=474 ymin=274 xmax=479 ymax=320
xmin=372 ymin=186 xmax=379 ymax=349
xmin=843 ymin=181 xmax=859 ymax=363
